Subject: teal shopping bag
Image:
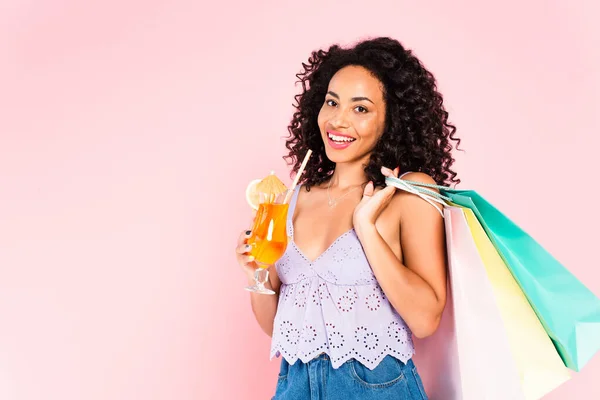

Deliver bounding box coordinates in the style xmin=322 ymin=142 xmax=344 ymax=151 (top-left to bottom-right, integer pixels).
xmin=385 ymin=176 xmax=600 ymax=372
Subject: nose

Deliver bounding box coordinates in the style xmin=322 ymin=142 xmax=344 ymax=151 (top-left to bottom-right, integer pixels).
xmin=329 ymin=106 xmax=350 ymax=129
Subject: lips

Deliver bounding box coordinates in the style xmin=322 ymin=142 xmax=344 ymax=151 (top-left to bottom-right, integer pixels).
xmin=326 ymin=130 xmax=356 ymax=150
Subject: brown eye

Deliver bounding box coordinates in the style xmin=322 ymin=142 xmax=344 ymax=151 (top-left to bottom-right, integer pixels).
xmin=355 ymin=106 xmax=368 ymax=113
xmin=326 ymin=99 xmax=337 ymax=107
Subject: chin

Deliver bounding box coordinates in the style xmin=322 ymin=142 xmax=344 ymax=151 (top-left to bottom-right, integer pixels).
xmin=324 ymin=148 xmax=369 ymax=165
xmin=323 ymin=148 xmax=349 ymax=164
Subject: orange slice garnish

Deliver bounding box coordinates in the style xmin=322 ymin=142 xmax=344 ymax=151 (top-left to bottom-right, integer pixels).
xmin=245 ymin=179 xmax=261 ymax=210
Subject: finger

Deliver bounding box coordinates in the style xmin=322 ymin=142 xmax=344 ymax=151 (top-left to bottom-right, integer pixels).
xmin=362 ymin=181 xmax=375 ymax=198
xmin=385 ymin=185 xmax=397 ymax=198
xmin=373 ymin=185 xmax=396 ymax=203
xmin=236 ymin=243 xmax=253 ymax=254
xmin=241 ymin=254 xmax=255 ymax=264
xmin=381 ymin=166 xmax=393 ymax=177
xmin=393 ymin=167 xmax=400 ymax=178
xmin=238 ymin=229 xmax=252 ymax=245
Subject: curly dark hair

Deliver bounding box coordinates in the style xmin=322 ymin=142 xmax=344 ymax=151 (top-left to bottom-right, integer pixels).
xmin=284 ymin=37 xmax=461 ymax=190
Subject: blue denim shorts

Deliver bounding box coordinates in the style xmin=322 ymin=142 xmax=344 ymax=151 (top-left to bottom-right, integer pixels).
xmin=272 ymin=354 xmax=428 ymax=400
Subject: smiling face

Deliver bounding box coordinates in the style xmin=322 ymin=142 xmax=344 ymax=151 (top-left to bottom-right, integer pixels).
xmin=317 ymin=65 xmax=387 ymax=165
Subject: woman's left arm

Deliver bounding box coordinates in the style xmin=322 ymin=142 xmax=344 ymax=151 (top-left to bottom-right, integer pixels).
xmin=354 ymin=170 xmax=447 ymax=339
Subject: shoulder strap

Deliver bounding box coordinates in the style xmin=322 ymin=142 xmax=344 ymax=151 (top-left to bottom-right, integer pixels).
xmin=286 ymin=185 xmax=301 ymax=236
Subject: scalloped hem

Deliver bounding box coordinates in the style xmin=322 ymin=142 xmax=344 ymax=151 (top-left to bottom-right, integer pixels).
xmin=270 ymin=345 xmax=414 ymax=370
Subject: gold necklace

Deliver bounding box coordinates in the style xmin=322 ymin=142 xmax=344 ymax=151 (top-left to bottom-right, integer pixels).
xmin=326 ymin=179 xmax=363 ymax=208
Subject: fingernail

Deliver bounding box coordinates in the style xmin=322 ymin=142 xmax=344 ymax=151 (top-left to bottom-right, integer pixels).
xmin=381 ymin=166 xmax=392 ymax=175
xmin=245 ymin=244 xmax=252 ymax=251
xmin=248 ymin=256 xmax=255 ymax=262
xmin=245 ymin=230 xmax=251 ymax=236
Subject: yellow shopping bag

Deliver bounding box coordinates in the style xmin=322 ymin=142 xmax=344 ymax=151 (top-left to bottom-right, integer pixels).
xmin=463 ymin=208 xmax=571 ymax=399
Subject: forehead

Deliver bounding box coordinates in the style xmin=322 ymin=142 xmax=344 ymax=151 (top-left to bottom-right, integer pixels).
xmin=327 ymin=65 xmax=384 ymax=101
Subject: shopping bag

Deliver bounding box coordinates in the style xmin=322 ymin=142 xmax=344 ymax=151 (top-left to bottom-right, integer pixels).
xmin=463 ymin=207 xmax=571 ymax=399
xmin=412 ymin=266 xmax=461 ymax=399
xmin=387 ymin=176 xmax=600 ymax=372
xmin=413 ymin=206 xmax=524 ymax=400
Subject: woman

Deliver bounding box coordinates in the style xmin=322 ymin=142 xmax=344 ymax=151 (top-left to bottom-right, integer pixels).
xmin=236 ymin=37 xmax=460 ymax=399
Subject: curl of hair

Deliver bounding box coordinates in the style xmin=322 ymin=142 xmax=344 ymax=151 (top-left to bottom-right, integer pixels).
xmin=284 ymin=37 xmax=461 ymax=190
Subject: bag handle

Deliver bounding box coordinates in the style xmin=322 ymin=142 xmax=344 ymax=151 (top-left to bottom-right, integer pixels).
xmin=384 ymin=176 xmax=449 ymax=218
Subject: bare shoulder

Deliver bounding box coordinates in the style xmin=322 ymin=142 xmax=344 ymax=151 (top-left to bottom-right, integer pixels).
xmin=383 ymin=173 xmax=443 ymax=228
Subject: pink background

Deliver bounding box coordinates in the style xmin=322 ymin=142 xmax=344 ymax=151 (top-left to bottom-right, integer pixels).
xmin=1 ymin=1 xmax=598 ymax=399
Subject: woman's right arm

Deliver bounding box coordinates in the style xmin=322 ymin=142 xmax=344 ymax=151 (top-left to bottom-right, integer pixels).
xmin=236 ymin=229 xmax=280 ymax=337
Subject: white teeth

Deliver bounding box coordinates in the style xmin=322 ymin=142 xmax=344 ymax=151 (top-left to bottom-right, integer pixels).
xmin=328 ymin=133 xmax=355 ymax=143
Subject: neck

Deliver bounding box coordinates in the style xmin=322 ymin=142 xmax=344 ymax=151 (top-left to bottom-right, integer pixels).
xmin=327 ymin=161 xmax=368 ymax=190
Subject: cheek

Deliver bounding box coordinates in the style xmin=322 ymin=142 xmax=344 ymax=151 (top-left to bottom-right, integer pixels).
xmin=356 ymin=118 xmax=384 ymax=141
xmin=317 ymin=107 xmax=327 ymax=129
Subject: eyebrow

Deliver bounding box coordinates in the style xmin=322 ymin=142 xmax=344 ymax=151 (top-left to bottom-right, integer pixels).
xmin=327 ymin=91 xmax=374 ymax=105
